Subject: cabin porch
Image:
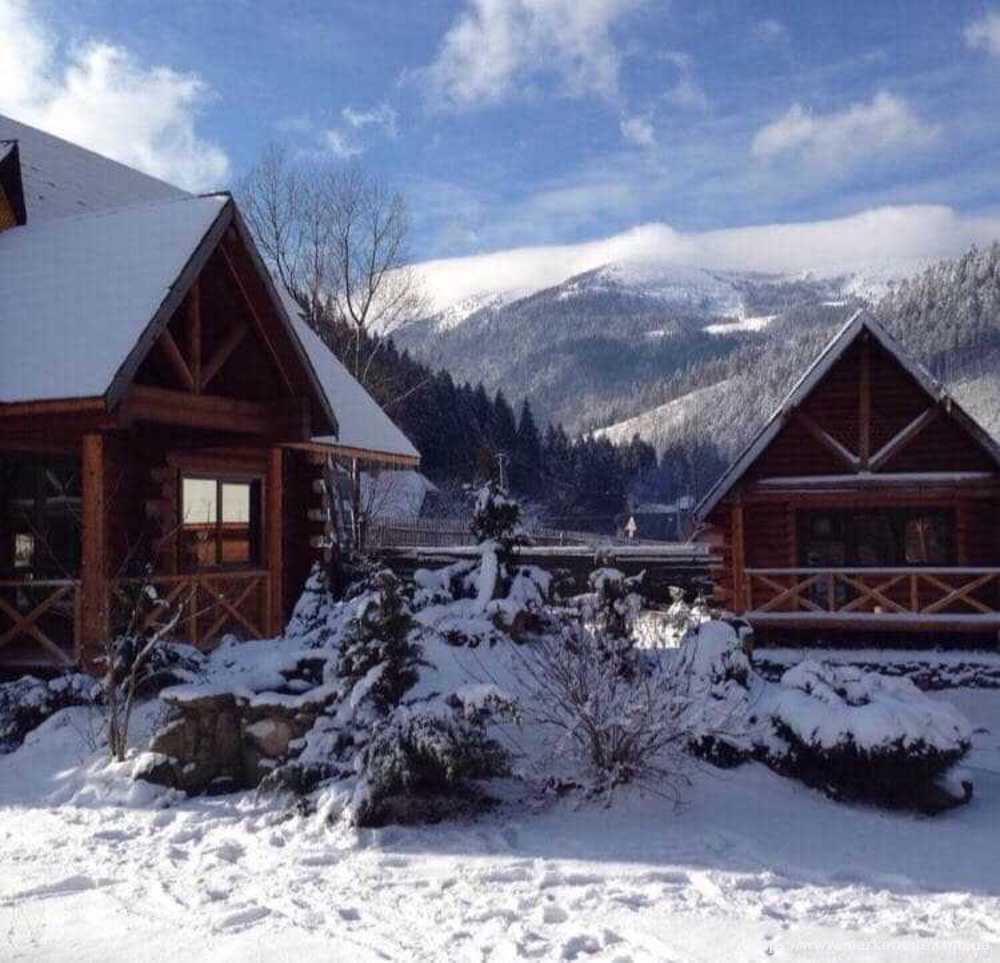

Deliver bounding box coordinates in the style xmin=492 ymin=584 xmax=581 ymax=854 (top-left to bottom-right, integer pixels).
xmin=732 ymin=483 xmax=1000 ymax=639
xmin=0 ymin=434 xmax=330 ymax=672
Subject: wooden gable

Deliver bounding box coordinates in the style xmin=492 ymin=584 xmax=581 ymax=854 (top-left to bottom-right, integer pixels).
xmin=698 ymin=311 xmax=1000 ymax=524
xmin=117 ymin=204 xmax=336 ymax=442
xmin=746 ymin=333 xmax=996 ymax=483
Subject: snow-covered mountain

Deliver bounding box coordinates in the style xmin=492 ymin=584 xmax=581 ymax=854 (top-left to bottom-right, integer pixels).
xmin=396 ymin=257 xmax=873 ymax=434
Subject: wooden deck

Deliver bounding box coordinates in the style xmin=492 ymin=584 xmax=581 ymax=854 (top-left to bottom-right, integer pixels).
xmin=745 ymin=566 xmax=1000 ymax=633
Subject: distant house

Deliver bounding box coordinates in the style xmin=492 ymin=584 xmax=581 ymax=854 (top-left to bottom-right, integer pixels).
xmin=360 ymin=469 xmax=439 ymax=520
xmin=624 ymin=496 xmax=694 ymax=541
xmin=0 ymin=115 xmax=418 ymax=671
xmin=695 ymin=310 xmax=1000 ymax=641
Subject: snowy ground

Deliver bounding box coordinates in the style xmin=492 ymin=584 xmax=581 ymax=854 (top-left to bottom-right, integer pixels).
xmin=2 ymin=688 xmax=1000 ymax=961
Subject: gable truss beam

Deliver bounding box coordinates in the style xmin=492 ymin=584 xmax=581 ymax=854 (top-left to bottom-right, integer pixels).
xmin=795 ymin=411 xmax=860 ymax=472
xmin=186 ymin=281 xmax=202 ymax=394
xmin=859 ymin=332 xmax=872 ymax=468
xmin=869 ymin=405 xmax=940 ymax=472
xmin=154 ymin=328 xmax=196 ymax=393
xmin=200 ymin=321 xmax=249 ymax=391
xmin=218 ymin=237 xmax=294 ymax=395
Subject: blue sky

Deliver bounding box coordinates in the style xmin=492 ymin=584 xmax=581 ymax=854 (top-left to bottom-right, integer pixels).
xmin=5 ymin=0 xmax=1000 ymax=269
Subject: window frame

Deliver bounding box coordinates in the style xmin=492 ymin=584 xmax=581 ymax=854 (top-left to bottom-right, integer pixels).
xmin=179 ymin=472 xmax=262 ymax=572
xmin=796 ymin=506 xmax=956 ymax=569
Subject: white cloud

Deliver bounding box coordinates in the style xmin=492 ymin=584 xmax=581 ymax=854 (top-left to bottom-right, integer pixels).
xmin=754 ymin=18 xmax=788 ymax=44
xmin=323 ymin=102 xmax=398 ymax=159
xmin=323 ymin=128 xmax=363 ymax=159
xmin=426 ymin=0 xmax=642 ymax=108
xmin=965 ymin=10 xmax=1000 ymax=56
xmin=414 ymin=205 xmax=1000 ymax=311
xmin=620 ymin=114 xmax=655 ymax=147
xmin=751 ymin=92 xmax=938 ymax=171
xmin=342 ymin=102 xmax=398 ymax=138
xmin=0 ymin=0 xmax=229 ymax=191
xmin=661 ymin=51 xmax=709 ymax=111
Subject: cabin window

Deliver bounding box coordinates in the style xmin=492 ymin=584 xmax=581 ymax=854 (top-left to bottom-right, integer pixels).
xmin=797 ymin=508 xmax=954 ymax=569
xmin=180 ymin=476 xmax=261 ymax=570
xmin=0 ymin=455 xmax=81 ymax=577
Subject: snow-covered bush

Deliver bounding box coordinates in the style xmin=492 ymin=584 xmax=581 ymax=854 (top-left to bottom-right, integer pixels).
xmin=0 ymin=673 xmax=99 ymax=753
xmin=249 ymin=568 xmax=519 ymax=826
xmin=353 ymin=706 xmax=514 ymax=826
xmin=285 ymin=563 xmax=330 ymax=639
xmin=662 ymin=587 xmax=713 ymax=642
xmin=413 ymin=554 xmax=552 ymax=647
xmin=514 ymin=621 xmax=688 ymax=796
xmin=768 ymin=661 xmax=972 ymax=808
xmin=336 ymin=569 xmax=422 ymax=713
xmin=584 ymin=567 xmax=644 ymax=638
xmin=673 ymin=620 xmax=763 ymax=767
xmin=677 ymin=620 xmax=974 ymax=811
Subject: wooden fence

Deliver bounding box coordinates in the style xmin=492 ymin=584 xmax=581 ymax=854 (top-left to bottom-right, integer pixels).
xmin=364 ymin=516 xmax=663 ymax=550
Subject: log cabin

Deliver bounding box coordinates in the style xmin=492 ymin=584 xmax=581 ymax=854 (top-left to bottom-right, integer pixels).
xmin=695 ymin=309 xmax=1000 ymax=644
xmin=0 ymin=115 xmax=419 ymax=672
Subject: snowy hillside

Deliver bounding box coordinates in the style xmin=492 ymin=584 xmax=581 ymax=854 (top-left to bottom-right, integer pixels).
xmin=593 ymin=381 xmax=732 ymax=449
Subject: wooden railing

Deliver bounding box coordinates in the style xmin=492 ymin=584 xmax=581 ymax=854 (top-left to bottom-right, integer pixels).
xmin=0 ymin=578 xmax=79 ymax=666
xmin=112 ymin=569 xmax=268 ymax=651
xmin=746 ymin=567 xmax=1000 ymax=617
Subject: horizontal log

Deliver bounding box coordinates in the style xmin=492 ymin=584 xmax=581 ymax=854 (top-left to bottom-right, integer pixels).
xmin=121 ymin=385 xmax=310 ymax=440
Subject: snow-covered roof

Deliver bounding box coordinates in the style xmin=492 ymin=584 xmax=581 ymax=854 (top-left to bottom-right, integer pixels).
xmin=0 ymin=113 xmax=420 ymax=463
xmin=0 ymin=114 xmax=185 ymax=223
xmin=361 ymin=469 xmax=437 ymax=518
xmin=696 ymin=309 xmax=1000 ymax=521
xmin=0 ymin=194 xmax=228 ymax=402
xmin=282 ymin=295 xmax=420 ymax=461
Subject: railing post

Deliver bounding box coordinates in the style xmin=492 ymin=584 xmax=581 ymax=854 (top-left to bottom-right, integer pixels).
xmin=266 ymin=447 xmax=284 ymax=637
xmin=910 ymin=573 xmax=919 ymax=613
xmin=79 ymin=433 xmax=110 ymax=671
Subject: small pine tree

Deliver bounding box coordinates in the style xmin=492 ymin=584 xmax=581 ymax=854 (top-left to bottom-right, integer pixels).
xmin=470 ymin=479 xmax=521 ymax=555
xmin=337 ymin=570 xmax=422 ymax=713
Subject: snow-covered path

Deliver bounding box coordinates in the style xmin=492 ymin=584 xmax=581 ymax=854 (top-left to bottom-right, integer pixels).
xmin=2 ymin=690 xmax=1000 ymax=962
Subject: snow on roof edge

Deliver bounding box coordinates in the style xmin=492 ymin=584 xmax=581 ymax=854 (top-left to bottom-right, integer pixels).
xmin=277 ymin=291 xmax=420 ymax=462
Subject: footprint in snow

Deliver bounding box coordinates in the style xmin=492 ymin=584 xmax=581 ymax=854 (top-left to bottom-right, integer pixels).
xmin=538 ymin=870 xmax=604 ymax=890
xmin=541 ymin=904 xmax=569 ymax=924
xmin=93 ymin=828 xmax=139 ymax=843
xmin=214 ymin=904 xmax=271 ymax=932
xmin=204 ymin=839 xmax=245 ymax=864
xmin=168 ymin=827 xmax=204 ymax=846
xmin=3 ymin=874 xmax=108 ymax=904
xmin=477 ymin=863 xmax=534 ymax=884
xmin=634 ymin=869 xmax=690 ymax=887
xmin=560 ymin=933 xmax=602 ymax=959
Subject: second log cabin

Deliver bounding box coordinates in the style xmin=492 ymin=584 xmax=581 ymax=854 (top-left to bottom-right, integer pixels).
xmin=695 ymin=309 xmax=1000 ymax=643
